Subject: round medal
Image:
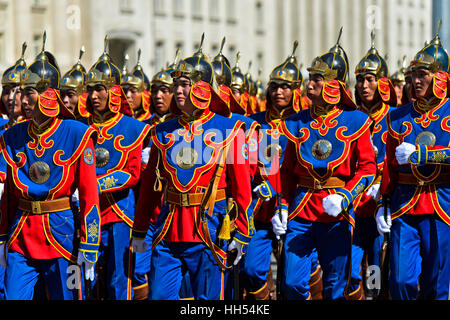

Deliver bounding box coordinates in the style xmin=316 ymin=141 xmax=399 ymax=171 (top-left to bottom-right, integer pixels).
xmin=176 ymin=147 xmax=199 ymax=169
xmin=415 ymin=131 xmax=436 ymax=147
xmin=29 ymin=161 xmax=50 ymax=184
xmin=312 ymin=139 xmax=332 ymax=160
xmin=95 ymin=147 xmax=110 ymax=168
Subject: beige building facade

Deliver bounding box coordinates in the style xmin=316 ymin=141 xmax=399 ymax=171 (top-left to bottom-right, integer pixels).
xmin=0 ymin=0 xmax=433 ymax=87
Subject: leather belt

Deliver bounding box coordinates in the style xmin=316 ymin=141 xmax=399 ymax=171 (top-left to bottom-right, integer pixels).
xmin=297 ymin=176 xmax=346 ymax=190
xmin=166 ymin=188 xmax=227 ymax=206
xmin=18 ymin=197 xmax=72 ymax=214
xmin=397 ymin=172 xmax=450 ymax=186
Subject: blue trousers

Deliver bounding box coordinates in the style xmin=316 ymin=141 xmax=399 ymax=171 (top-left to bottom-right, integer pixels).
xmin=349 ymin=217 xmax=384 ymax=296
xmin=133 ymin=223 xmax=154 ymax=291
xmin=283 ymin=218 xmax=352 ymax=300
xmin=149 ymin=241 xmax=227 ymax=300
xmin=4 ymin=250 xmax=84 ymax=300
xmin=389 ymin=215 xmax=450 ymax=300
xmin=97 ymin=221 xmax=134 ymax=300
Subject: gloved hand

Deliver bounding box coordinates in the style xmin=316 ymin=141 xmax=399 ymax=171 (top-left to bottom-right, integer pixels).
xmin=77 ymin=251 xmax=95 ymax=281
xmin=0 ymin=243 xmax=6 ymax=269
xmin=227 ymin=239 xmax=244 ymax=266
xmin=272 ymin=206 xmax=288 ymax=240
xmin=375 ymin=206 xmax=392 ymax=235
xmin=395 ymin=142 xmax=416 ymax=165
xmin=366 ymin=183 xmax=381 ymax=201
xmin=252 ymin=181 xmax=275 ymax=202
xmin=322 ymin=194 xmax=344 ymax=217
xmin=131 ymin=238 xmax=149 ymax=254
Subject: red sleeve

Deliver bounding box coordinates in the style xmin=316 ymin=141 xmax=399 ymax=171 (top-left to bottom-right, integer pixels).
xmin=226 ymin=127 xmax=253 ymax=243
xmin=133 ymin=144 xmax=163 ymax=238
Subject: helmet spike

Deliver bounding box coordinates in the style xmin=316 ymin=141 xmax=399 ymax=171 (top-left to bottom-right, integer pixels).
xmin=336 ymin=27 xmax=343 ymax=46
xmin=137 ymin=48 xmax=142 ymax=65
xmin=370 ymin=29 xmax=376 ymax=48
xmin=291 ymin=40 xmax=299 ymax=57
xmin=103 ymin=35 xmax=109 ymax=54
xmin=78 ymin=46 xmax=85 ymax=63
xmin=21 ymin=42 xmax=27 ymax=59
xmin=42 ymin=31 xmax=47 ymax=53
xmin=219 ymin=37 xmax=226 ymax=55
xmin=174 ymin=47 xmax=181 ymax=65
xmin=198 ymin=33 xmax=205 ymax=52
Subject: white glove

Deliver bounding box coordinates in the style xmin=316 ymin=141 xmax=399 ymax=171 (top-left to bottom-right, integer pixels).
xmin=141 ymin=147 xmax=151 ymax=165
xmin=395 ymin=142 xmax=416 ymax=165
xmin=132 ymin=238 xmax=149 ymax=254
xmin=0 ymin=243 xmax=7 ymax=269
xmin=375 ymin=206 xmax=392 ymax=235
xmin=77 ymin=252 xmax=95 ymax=281
xmin=322 ymin=194 xmax=344 ymax=217
xmin=71 ymin=188 xmax=79 ymax=204
xmin=227 ymin=239 xmax=244 ymax=266
xmin=272 ymin=208 xmax=288 ymax=240
xmin=252 ymin=185 xmax=271 ymax=202
xmin=366 ymin=183 xmax=381 ymax=201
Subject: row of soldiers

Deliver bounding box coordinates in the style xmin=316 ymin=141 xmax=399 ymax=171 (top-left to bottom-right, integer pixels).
xmin=0 ymin=21 xmax=448 ymax=300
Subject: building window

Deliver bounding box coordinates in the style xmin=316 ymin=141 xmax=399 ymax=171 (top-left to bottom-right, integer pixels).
xmin=33 ymin=34 xmax=42 ymax=57
xmin=0 ymin=32 xmax=4 ymax=63
xmin=119 ymin=0 xmax=133 ymax=13
xmin=226 ymin=0 xmax=236 ymax=24
xmin=255 ymin=1 xmax=264 ymax=35
xmin=154 ymin=0 xmax=165 ymax=16
xmin=192 ymin=0 xmax=202 ymax=20
xmin=155 ymin=41 xmax=165 ymax=70
xmin=173 ymin=0 xmax=184 ymax=18
xmin=209 ymin=0 xmax=219 ymax=22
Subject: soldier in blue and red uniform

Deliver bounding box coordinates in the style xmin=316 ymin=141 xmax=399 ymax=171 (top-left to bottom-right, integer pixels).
xmin=278 ymin=29 xmax=377 ymax=300
xmin=60 ymin=47 xmax=91 ymax=121
xmin=0 ymin=33 xmax=101 ymax=300
xmin=212 ymin=37 xmax=260 ymax=181
xmin=378 ymin=24 xmax=450 ymax=300
xmin=350 ymin=31 xmax=397 ymax=300
xmin=121 ymin=49 xmax=152 ymax=123
xmin=131 ymin=41 xmax=254 ymax=300
xmin=239 ymin=42 xmax=306 ymax=300
xmin=0 ymin=42 xmax=28 ymax=131
xmin=83 ymin=37 xmax=151 ymax=300
xmin=125 ymin=58 xmax=176 ymax=300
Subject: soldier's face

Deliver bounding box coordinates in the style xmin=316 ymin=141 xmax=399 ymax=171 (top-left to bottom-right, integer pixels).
xmin=412 ymin=68 xmax=433 ymax=99
xmin=87 ymin=85 xmax=108 ymax=113
xmin=173 ymin=77 xmax=191 ymax=110
xmin=125 ymin=86 xmax=142 ymax=111
xmin=356 ymin=73 xmax=378 ymax=106
xmin=21 ymin=87 xmax=38 ymax=119
xmin=307 ymin=74 xmax=324 ymax=101
xmin=151 ymin=84 xmax=172 ymax=116
xmin=231 ymin=87 xmax=242 ymax=102
xmin=1 ymin=85 xmax=22 ymax=118
xmin=61 ymin=89 xmax=79 ymax=113
xmin=268 ymin=82 xmax=293 ymax=109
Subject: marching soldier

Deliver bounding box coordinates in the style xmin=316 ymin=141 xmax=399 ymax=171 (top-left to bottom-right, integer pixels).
xmin=278 ymin=29 xmax=377 ymax=300
xmin=121 ymin=49 xmax=152 ymax=122
xmin=0 ymin=42 xmax=28 ymax=129
xmin=378 ymin=22 xmax=450 ymax=300
xmin=390 ymin=56 xmax=408 ymax=107
xmin=60 ymin=47 xmax=90 ymax=120
xmin=130 ymin=63 xmax=176 ymax=300
xmin=131 ymin=36 xmax=254 ymax=300
xmin=0 ymin=33 xmax=100 ymax=300
xmin=351 ymin=31 xmax=397 ymax=299
xmin=83 ymin=37 xmax=151 ymax=300
xmin=240 ymin=41 xmax=304 ymax=300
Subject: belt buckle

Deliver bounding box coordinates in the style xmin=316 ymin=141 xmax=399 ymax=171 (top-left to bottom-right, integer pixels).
xmin=31 ymin=201 xmax=41 ymax=214
xmin=181 ymin=193 xmax=189 ymax=207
